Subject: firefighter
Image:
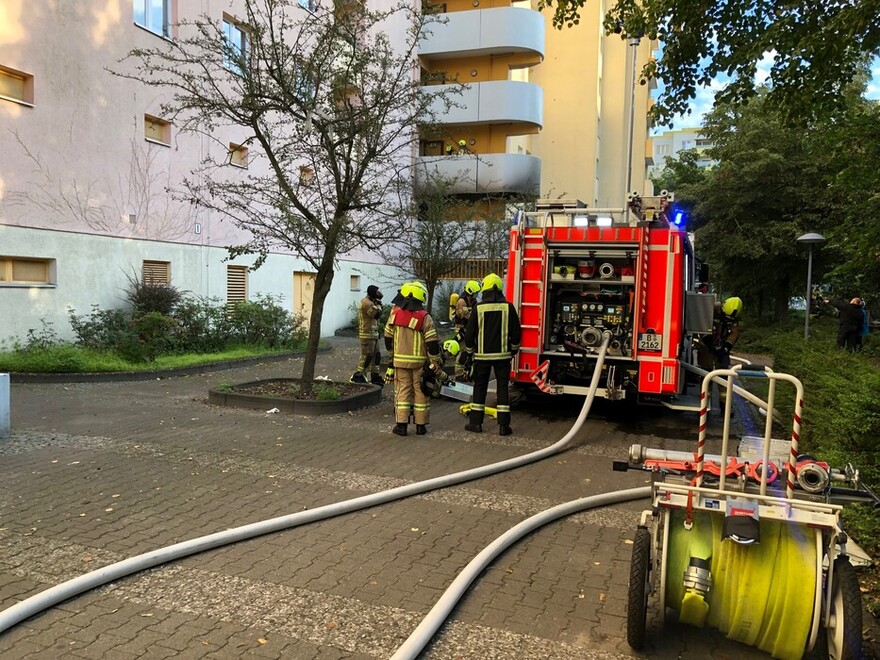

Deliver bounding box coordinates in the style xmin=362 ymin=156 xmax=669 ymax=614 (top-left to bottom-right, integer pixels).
xmin=823 ymin=296 xmax=865 ymax=352
xmin=453 ymin=279 xmax=481 ymax=341
xmin=384 ymin=281 xmax=442 ymax=436
xmin=350 ymin=285 xmax=384 ymax=385
xmin=461 ymin=273 xmax=521 ymax=436
xmin=698 ymin=296 xmax=742 ymax=370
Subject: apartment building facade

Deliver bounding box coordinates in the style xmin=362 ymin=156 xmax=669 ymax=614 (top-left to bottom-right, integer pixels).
xmin=0 ymin=0 xmax=399 ymax=343
xmin=649 ymin=127 xmax=716 ymax=178
xmin=415 ymin=0 xmax=654 ymax=213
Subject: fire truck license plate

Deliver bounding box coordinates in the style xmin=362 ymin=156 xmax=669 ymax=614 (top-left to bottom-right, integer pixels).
xmin=638 ymin=333 xmax=661 ymax=351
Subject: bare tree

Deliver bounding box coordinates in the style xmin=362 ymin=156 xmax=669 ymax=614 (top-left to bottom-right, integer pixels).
xmin=113 ymin=0 xmax=460 ymax=380
xmin=5 ymin=131 xmax=195 ymax=241
xmin=396 ymin=172 xmax=485 ymax=311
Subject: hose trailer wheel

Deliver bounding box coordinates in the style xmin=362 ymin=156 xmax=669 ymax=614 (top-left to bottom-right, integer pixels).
xmin=822 ymin=557 xmax=863 ymax=660
xmin=627 ymin=526 xmax=652 ymax=650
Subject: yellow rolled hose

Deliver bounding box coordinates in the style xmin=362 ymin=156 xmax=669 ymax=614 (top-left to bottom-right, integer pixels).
xmin=665 ymin=509 xmax=817 ymax=659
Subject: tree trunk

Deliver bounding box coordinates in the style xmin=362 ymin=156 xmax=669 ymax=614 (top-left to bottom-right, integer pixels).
xmin=300 ymin=252 xmax=336 ymax=382
xmin=774 ymin=275 xmax=790 ymax=323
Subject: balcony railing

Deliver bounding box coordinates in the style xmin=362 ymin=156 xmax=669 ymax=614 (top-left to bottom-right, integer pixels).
xmin=423 ymin=80 xmax=543 ymax=128
xmin=419 ymin=7 xmax=544 ymax=61
xmin=415 ymin=153 xmax=540 ymax=196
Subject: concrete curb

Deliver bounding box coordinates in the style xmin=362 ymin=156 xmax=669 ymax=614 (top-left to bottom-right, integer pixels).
xmin=9 ymin=347 xmax=331 ymax=384
xmin=208 ymin=378 xmax=382 ymax=415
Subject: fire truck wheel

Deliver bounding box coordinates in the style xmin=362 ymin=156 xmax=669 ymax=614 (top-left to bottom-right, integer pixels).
xmin=626 ymin=526 xmax=652 ymax=650
xmin=821 ymin=557 xmax=863 ymax=660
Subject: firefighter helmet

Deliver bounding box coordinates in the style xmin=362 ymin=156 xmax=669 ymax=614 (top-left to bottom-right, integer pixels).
xmin=443 ymin=339 xmax=460 ymax=356
xmin=482 ymin=273 xmax=503 ymax=292
xmin=409 ymin=281 xmax=428 ymax=303
xmin=464 ymin=280 xmax=481 ymax=296
xmin=721 ymin=297 xmax=743 ymax=319
xmin=420 ymin=368 xmax=442 ymax=398
xmin=399 ymin=282 xmax=413 ymax=299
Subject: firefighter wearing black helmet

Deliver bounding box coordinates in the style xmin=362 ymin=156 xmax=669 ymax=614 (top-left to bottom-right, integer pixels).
xmin=461 ymin=273 xmax=521 ymax=436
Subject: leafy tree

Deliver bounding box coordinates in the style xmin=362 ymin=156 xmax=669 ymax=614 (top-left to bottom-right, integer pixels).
xmin=818 ymin=98 xmax=880 ymax=304
xmin=677 ymin=90 xmax=830 ymax=321
xmin=649 ymin=149 xmax=707 ymax=196
xmin=537 ymin=0 xmax=880 ymax=126
xmin=115 ymin=0 xmax=460 ymax=380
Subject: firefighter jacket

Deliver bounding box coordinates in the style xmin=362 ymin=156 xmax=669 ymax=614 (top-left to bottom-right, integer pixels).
xmin=462 ymin=290 xmax=521 ymax=361
xmin=358 ymin=296 xmax=383 ymax=340
xmin=454 ymin=293 xmax=474 ymax=326
xmin=384 ymin=303 xmax=440 ymax=368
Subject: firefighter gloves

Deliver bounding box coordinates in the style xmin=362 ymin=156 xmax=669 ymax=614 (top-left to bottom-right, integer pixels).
xmin=384 ymin=367 xmax=395 ymax=384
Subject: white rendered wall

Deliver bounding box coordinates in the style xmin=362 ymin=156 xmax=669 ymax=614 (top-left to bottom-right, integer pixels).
xmin=0 ymin=225 xmax=404 ymax=344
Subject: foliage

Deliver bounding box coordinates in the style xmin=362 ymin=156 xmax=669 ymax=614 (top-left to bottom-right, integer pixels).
xmin=21 ymin=321 xmax=62 ymax=351
xmin=228 ymin=295 xmax=308 ymax=348
xmin=649 ymin=149 xmax=707 ymax=195
xmin=313 ymin=381 xmax=341 ymax=401
xmin=114 ymin=0 xmax=464 ymax=381
xmin=69 ymin=305 xmax=134 ymax=350
xmin=124 ymin=271 xmax=183 ymax=316
xmin=171 ymin=296 xmax=233 ymax=353
xmin=669 ymin=87 xmax=879 ymax=319
xmin=537 ymin=0 xmax=880 ymax=126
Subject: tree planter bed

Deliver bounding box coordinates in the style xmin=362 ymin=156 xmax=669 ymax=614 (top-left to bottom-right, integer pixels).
xmin=208 ymin=378 xmax=382 ymax=415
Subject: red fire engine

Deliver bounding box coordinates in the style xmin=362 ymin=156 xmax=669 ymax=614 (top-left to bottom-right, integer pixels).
xmin=505 ymin=194 xmax=714 ymax=405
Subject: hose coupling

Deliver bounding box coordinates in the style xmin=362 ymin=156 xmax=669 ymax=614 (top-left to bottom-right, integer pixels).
xmin=683 ymin=557 xmax=713 ymax=597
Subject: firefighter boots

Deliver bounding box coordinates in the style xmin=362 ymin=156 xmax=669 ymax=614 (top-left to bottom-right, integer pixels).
xmin=370 ymin=373 xmax=385 ymax=386
xmin=464 ymin=422 xmax=482 ymax=433
xmin=499 ymin=425 xmax=512 ymax=436
xmin=392 ymin=423 xmax=408 ymax=436
xmin=416 ymin=424 xmax=427 ymax=435
xmin=350 ymin=372 xmax=367 ymax=384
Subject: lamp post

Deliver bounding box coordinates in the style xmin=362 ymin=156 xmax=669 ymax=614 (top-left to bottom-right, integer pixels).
xmin=796 ymin=232 xmax=825 ymax=339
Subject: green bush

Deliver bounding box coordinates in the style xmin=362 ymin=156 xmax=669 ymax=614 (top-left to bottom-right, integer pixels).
xmin=69 ymin=305 xmax=134 ymax=350
xmin=171 ymin=296 xmax=231 ymax=353
xmin=228 ymin=294 xmax=307 ymax=348
xmin=125 ymin=272 xmax=183 ymax=316
xmin=0 ymin=344 xmax=87 ymax=373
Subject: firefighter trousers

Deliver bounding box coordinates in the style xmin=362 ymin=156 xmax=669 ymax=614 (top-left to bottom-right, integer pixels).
xmin=394 ymin=364 xmax=429 ymax=424
xmin=469 ymin=359 xmax=511 ymax=427
xmin=356 ymin=337 xmax=379 ymax=375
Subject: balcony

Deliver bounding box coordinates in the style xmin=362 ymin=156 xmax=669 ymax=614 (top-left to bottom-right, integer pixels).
xmin=415 ymin=153 xmax=541 ymax=196
xmin=423 ymin=81 xmax=543 ymax=128
xmin=419 ymin=7 xmax=545 ymax=61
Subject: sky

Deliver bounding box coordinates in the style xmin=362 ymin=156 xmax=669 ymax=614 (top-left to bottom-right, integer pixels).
xmin=656 ymin=53 xmax=880 ymax=132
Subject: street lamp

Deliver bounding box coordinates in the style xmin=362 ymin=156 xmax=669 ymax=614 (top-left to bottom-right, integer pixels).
xmin=796 ymin=232 xmax=826 ymax=339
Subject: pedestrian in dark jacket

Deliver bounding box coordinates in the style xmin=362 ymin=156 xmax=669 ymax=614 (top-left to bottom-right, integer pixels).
xmin=826 ymin=297 xmax=864 ymax=352
xmin=461 ymin=273 xmax=521 ymax=436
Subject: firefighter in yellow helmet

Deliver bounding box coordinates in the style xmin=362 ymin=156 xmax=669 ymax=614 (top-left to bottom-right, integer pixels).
xmin=384 ymin=281 xmax=441 ymax=436
xmin=698 ymin=296 xmax=743 ymax=370
xmin=453 ymin=279 xmax=481 ymax=341
xmin=461 ymin=273 xmax=521 ymax=435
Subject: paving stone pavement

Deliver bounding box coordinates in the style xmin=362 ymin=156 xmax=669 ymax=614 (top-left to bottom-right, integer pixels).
xmin=1 ymin=336 xmax=877 ymax=659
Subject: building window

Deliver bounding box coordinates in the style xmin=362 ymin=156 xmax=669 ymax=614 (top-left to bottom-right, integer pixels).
xmin=0 ymin=65 xmax=35 ymax=106
xmin=222 ymin=16 xmax=250 ymax=74
xmin=133 ymin=0 xmax=171 ymax=38
xmin=227 ymin=265 xmax=248 ymax=307
xmin=350 ymin=274 xmax=361 ymax=291
xmin=142 ymin=260 xmax=171 ymax=285
xmin=656 ymin=144 xmax=669 ymax=155
xmin=0 ymin=256 xmax=54 ymax=285
xmin=144 ymin=114 xmax=172 ymax=146
xmin=695 ymin=138 xmax=712 ymax=147
xmin=229 ymin=143 xmax=249 ymax=168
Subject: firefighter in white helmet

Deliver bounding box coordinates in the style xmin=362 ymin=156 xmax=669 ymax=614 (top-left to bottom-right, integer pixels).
xmin=461 ymin=273 xmax=521 ymax=436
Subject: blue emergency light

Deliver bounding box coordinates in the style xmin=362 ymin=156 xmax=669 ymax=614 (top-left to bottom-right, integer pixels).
xmin=672 ymin=209 xmax=686 ymax=227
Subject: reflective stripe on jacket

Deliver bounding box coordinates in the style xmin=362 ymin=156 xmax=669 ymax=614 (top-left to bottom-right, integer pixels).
xmin=463 ymin=293 xmax=521 ymax=361
xmin=357 ymin=296 xmax=382 ymax=339
xmin=384 ymin=308 xmax=439 ymax=368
